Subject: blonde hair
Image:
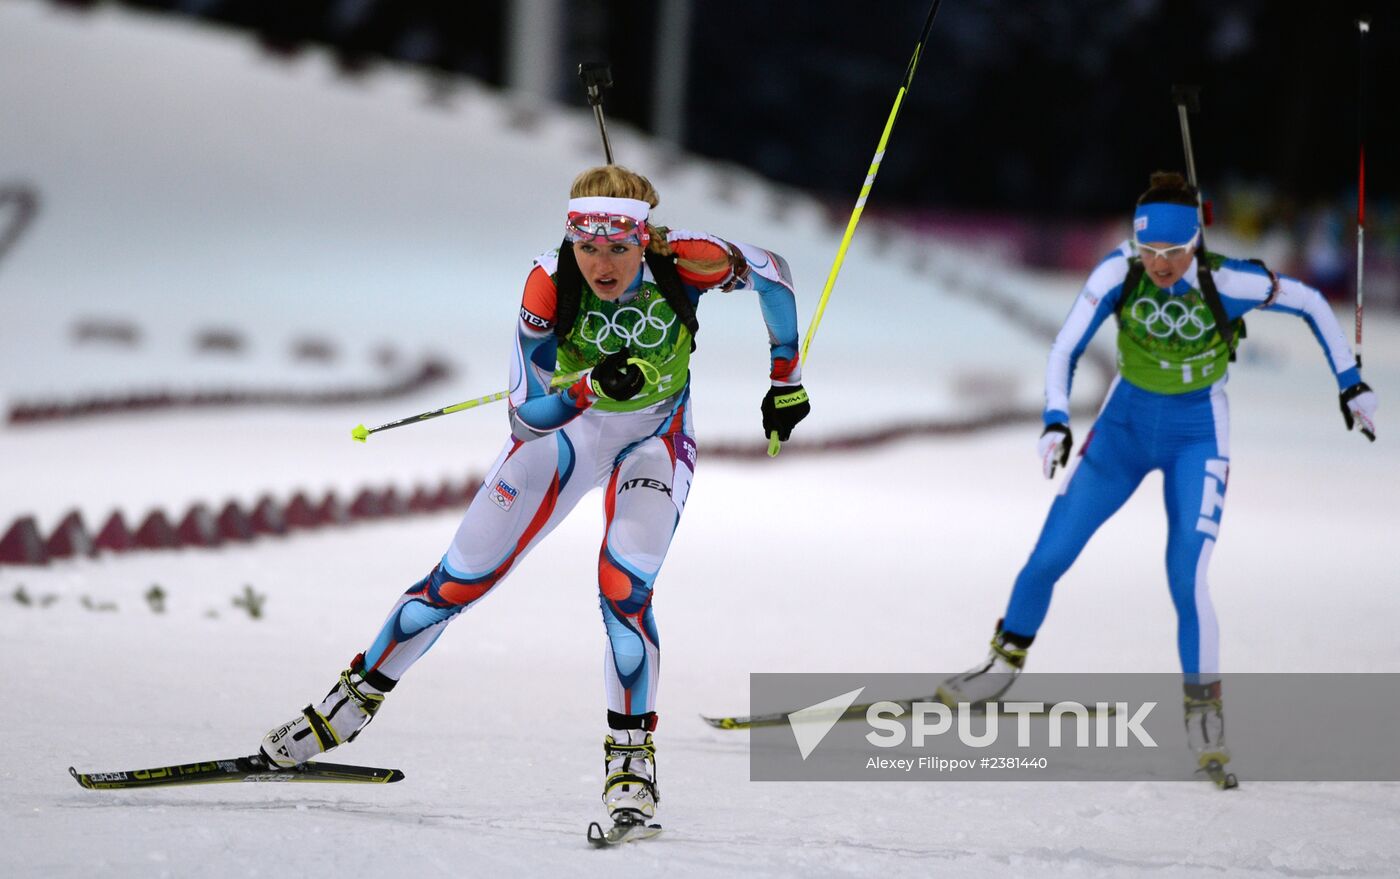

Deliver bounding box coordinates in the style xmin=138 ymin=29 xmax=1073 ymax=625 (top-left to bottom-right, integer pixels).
xmin=568 ymin=165 xmax=733 ymax=279
xmin=570 ymin=164 xmax=659 ymax=205
xmin=569 ymin=165 xmax=674 ymax=258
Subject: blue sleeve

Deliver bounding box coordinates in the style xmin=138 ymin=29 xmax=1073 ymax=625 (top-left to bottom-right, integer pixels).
xmin=509 ymin=330 xmax=588 ymax=439
xmin=723 ymin=243 xmax=803 ymax=384
xmin=506 ymin=263 xmax=592 ymax=440
xmin=753 ymin=273 xmax=801 ymax=383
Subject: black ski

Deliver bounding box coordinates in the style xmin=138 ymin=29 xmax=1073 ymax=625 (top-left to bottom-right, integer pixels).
xmin=69 ymin=754 xmax=403 ymax=789
xmin=702 ymin=697 xmax=1116 ymax=730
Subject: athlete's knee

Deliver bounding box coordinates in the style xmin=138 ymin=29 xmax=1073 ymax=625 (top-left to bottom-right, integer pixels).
xmin=598 ymin=549 xmax=656 ymax=614
xmin=1165 ymin=537 xmax=1213 ymax=603
xmin=1189 ymin=458 xmax=1229 ymax=535
xmin=1020 ymin=545 xmax=1075 ymax=585
xmin=1165 ymin=567 xmax=1205 ymax=621
xmin=410 ymin=562 xmax=495 ymax=609
xmin=1171 ymin=596 xmax=1201 ymax=628
xmin=600 ymin=588 xmax=658 ymax=639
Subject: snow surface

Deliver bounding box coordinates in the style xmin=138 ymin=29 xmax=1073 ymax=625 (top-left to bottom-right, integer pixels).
xmin=3 ymin=3 xmax=1399 ymax=876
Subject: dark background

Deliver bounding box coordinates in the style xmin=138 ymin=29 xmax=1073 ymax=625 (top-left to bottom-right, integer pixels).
xmin=668 ymin=0 xmax=1396 ymax=219
xmin=51 ymin=0 xmax=1398 ymax=295
xmin=76 ymin=0 xmax=1395 ymax=217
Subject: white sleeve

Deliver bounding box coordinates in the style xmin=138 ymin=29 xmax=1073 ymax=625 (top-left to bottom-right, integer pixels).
xmin=1265 ymin=276 xmax=1360 ymax=378
xmin=1214 ymin=258 xmax=1360 ymax=384
xmin=1045 ymin=243 xmax=1131 ymax=421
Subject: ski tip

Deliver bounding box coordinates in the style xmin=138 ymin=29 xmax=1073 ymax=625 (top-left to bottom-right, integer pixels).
xmin=587 ymin=819 xmax=664 ymax=847
xmin=699 ymin=714 xmax=742 ymax=730
xmin=386 ymin=769 xmax=406 ymax=784
xmin=68 ymin=766 xmax=98 ymax=790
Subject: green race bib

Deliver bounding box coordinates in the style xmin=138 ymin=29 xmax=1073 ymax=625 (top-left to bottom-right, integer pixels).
xmin=1116 ymin=262 xmax=1234 ymax=394
xmin=556 ymin=283 xmax=692 ymax=411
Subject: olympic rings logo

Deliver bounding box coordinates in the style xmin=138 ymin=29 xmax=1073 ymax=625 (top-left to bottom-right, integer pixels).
xmin=1129 ymin=297 xmax=1215 ymax=341
xmin=579 ymin=300 xmax=676 ymax=353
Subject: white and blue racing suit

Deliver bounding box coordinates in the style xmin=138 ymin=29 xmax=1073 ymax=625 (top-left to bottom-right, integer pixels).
xmin=1003 ymin=241 xmax=1363 ymax=678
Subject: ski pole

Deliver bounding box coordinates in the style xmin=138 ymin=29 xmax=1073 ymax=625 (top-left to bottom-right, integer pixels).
xmin=1355 ymin=17 xmax=1370 ymax=369
xmin=351 ymin=370 xmax=584 ymax=443
xmin=1173 ymin=84 xmax=1244 ymax=359
xmin=350 ymin=358 xmax=665 ymax=443
xmin=798 ymin=0 xmax=943 ymax=368
xmin=1171 ymin=84 xmax=1207 ymax=228
xmin=578 ymin=62 xmax=615 ymax=165
xmin=770 ymin=0 xmax=943 ymax=458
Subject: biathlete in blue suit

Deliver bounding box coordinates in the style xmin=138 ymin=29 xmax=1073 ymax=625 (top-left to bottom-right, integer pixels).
xmin=939 ymin=172 xmax=1379 ymax=774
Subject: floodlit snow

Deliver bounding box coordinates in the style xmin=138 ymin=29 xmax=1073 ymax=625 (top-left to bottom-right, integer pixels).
xmin=3 ymin=3 xmax=1399 ymax=876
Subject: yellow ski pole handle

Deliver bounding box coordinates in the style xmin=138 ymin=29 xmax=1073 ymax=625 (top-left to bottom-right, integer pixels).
xmin=627 ymin=357 xmax=662 ymax=386
xmin=352 ymin=369 xmax=586 ymax=442
xmin=765 ymin=388 xmax=810 ymax=458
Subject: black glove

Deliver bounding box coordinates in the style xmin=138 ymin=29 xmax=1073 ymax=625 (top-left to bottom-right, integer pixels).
xmin=589 ymin=347 xmax=646 ymax=402
xmin=761 ymin=384 xmax=810 ymax=442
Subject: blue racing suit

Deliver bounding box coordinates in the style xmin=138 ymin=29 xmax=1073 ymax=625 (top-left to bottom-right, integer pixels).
xmin=1003 ymin=241 xmax=1363 ymax=677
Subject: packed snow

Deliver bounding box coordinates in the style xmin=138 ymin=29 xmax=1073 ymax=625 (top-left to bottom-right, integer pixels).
xmin=3 ymin=3 xmax=1398 ymax=876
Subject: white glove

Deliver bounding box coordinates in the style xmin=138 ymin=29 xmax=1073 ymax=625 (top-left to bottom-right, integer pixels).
xmin=1038 ymin=423 xmax=1073 ymax=479
xmin=1340 ymin=382 xmax=1377 ymax=442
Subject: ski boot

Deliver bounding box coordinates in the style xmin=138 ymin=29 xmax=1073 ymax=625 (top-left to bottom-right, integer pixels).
xmin=936 ymin=619 xmax=1033 ymax=708
xmin=259 ymin=654 xmax=395 ymax=769
xmin=1184 ymin=681 xmax=1237 ymax=789
xmin=588 ymin=711 xmax=662 ymax=846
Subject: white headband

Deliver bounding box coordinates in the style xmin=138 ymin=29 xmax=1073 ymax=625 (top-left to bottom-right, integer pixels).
xmin=566 ymin=196 xmax=650 ymax=223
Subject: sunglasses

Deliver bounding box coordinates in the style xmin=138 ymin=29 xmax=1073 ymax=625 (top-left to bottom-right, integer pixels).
xmin=566 ymin=212 xmax=645 ymax=245
xmin=1135 ymin=231 xmax=1199 ymax=261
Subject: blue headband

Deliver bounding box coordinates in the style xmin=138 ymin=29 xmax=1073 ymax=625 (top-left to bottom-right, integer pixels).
xmin=1133 ymin=202 xmax=1199 ymax=245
